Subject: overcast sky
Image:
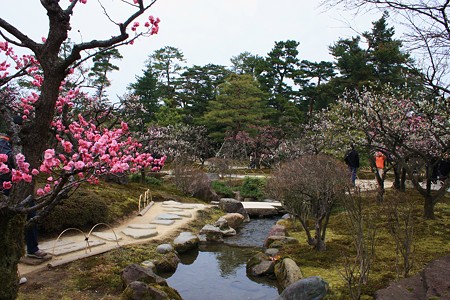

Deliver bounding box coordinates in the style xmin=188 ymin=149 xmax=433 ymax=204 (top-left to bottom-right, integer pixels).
xmin=2 ymin=0 xmax=382 ymax=102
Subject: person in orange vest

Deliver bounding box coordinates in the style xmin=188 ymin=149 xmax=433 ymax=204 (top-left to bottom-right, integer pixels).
xmin=375 ymin=151 xmax=386 ymax=178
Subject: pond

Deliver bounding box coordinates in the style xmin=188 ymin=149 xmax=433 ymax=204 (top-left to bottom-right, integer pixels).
xmin=163 ymin=217 xmax=282 ymax=300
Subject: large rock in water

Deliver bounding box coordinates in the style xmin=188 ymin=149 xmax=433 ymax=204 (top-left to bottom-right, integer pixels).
xmin=274 ymin=258 xmax=303 ymax=290
xmin=246 ymin=252 xmax=276 ymax=277
xmin=173 ymin=231 xmax=199 ymax=254
xmin=277 ymin=276 xmax=328 ymax=300
xmin=218 ymin=198 xmax=250 ymax=221
xmin=154 ymin=252 xmax=180 ymax=273
xmin=215 ymin=213 xmax=245 ymax=229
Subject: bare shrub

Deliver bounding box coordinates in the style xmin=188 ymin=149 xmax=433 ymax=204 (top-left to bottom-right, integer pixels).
xmin=383 ymin=191 xmax=415 ymax=278
xmin=206 ymin=157 xmax=232 ymax=178
xmin=171 ymin=158 xmax=211 ymax=197
xmin=266 ymin=154 xmax=350 ymax=251
xmin=341 ymin=188 xmax=377 ymax=300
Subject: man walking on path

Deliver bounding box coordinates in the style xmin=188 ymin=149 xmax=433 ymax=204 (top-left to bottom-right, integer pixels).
xmin=344 ymin=144 xmax=360 ymax=186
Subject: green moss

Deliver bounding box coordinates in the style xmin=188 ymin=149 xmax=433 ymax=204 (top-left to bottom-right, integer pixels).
xmin=278 ymin=188 xmax=450 ymax=299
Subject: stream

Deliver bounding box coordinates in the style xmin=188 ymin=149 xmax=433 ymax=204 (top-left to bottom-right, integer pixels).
xmin=163 ymin=217 xmax=282 ymax=300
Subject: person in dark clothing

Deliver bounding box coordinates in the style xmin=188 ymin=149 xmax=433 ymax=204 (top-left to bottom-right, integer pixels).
xmin=344 ymin=144 xmax=360 ymax=186
xmin=0 ymin=132 xmax=47 ymax=259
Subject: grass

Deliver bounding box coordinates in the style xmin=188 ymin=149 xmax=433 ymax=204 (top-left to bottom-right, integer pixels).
xmin=279 ymin=189 xmax=450 ymax=299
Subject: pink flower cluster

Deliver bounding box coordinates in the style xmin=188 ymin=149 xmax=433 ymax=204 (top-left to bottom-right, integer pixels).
xmin=148 ymin=15 xmax=160 ymax=35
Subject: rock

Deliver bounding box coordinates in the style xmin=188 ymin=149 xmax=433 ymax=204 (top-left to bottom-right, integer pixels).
xmin=423 ymin=255 xmax=450 ymax=299
xmin=156 ymin=244 xmax=174 ymax=254
xmin=173 ymin=232 xmax=199 ymax=254
xmin=147 ymin=285 xmax=182 ymax=300
xmin=192 ymin=185 xmax=219 ymax=203
xmin=215 ymin=213 xmax=245 ymax=229
xmin=199 ymin=224 xmax=224 ymax=243
xmin=221 ymin=227 xmax=237 ymax=237
xmin=251 ymin=260 xmax=276 ymax=276
xmin=265 ymin=236 xmax=299 ymax=248
xmin=247 ymin=252 xmax=275 ymax=277
xmin=274 ymin=258 xmax=303 ymax=290
xmin=267 ymin=224 xmax=287 ymax=237
xmin=265 ymin=248 xmax=280 ymax=257
xmin=219 ymin=198 xmax=250 ymax=221
xmin=277 ymin=276 xmax=328 ymax=300
xmin=122 ymin=281 xmax=153 ymax=300
xmin=122 ymin=281 xmax=183 ymax=300
xmin=121 ymin=264 xmax=166 ymax=288
xmin=375 ymin=255 xmax=450 ymax=300
xmin=154 ymin=252 xmax=180 ymax=273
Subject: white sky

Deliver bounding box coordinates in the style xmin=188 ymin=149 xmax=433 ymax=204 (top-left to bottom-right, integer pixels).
xmin=2 ymin=0 xmax=382 ymax=102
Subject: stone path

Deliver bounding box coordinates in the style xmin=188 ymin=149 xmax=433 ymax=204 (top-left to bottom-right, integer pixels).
xmin=18 ymin=200 xmax=207 ymax=276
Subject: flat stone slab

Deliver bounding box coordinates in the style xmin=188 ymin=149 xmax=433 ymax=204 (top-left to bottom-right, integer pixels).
xmin=51 ymin=240 xmax=106 ymax=256
xmin=241 ymin=202 xmax=282 ymax=209
xmin=162 ymin=200 xmax=181 ymax=206
xmin=163 ymin=208 xmax=183 ymax=212
xmin=127 ymin=224 xmax=157 ymax=229
xmin=39 ymin=239 xmax=74 ymax=251
xmin=155 ymin=213 xmax=183 ymax=220
xmin=150 ymin=219 xmax=175 ymax=225
xmin=91 ymin=232 xmax=122 ymax=241
xmin=174 ymin=211 xmax=192 ymax=218
xmin=121 ymin=228 xmax=158 ymax=239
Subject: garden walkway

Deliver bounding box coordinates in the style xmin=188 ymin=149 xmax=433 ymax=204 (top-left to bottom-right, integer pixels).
xmin=18 ymin=200 xmax=207 ymax=277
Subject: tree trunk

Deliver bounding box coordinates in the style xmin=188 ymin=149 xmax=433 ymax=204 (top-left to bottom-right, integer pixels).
xmin=0 ymin=209 xmax=26 ymax=300
xmin=423 ymin=196 xmax=435 ymax=219
xmin=140 ymin=169 xmax=146 ymax=184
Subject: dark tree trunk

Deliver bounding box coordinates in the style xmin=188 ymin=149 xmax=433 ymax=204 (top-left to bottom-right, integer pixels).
xmin=140 ymin=169 xmax=146 ymax=183
xmin=423 ymin=196 xmax=435 ymax=219
xmin=0 ymin=209 xmax=26 ymax=300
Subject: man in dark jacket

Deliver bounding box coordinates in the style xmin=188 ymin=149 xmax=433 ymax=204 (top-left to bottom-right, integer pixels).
xmin=344 ymin=144 xmax=360 ymax=186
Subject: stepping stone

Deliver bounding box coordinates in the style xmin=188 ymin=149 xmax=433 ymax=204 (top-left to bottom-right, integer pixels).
xmin=162 ymin=200 xmax=181 ymax=206
xmin=91 ymin=232 xmax=122 ymax=241
xmin=51 ymin=240 xmax=106 ymax=256
xmin=121 ymin=228 xmax=158 ymax=239
xmin=127 ymin=224 xmax=157 ymax=229
xmin=163 ymin=208 xmax=183 ymax=212
xmin=155 ymin=213 xmax=182 ymax=220
xmin=39 ymin=239 xmax=74 ymax=251
xmin=174 ymin=211 xmax=192 ymax=218
xmin=150 ymin=219 xmax=175 ymax=225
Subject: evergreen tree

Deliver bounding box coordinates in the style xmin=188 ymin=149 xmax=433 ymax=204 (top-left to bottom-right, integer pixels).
xmin=328 ymin=12 xmax=419 ymax=96
xmin=150 ymin=46 xmax=186 ymax=108
xmin=230 ymin=51 xmax=265 ymax=76
xmin=89 ymin=48 xmax=123 ymax=99
xmin=128 ymin=62 xmax=161 ymax=124
xmin=256 ymin=40 xmax=304 ymax=127
xmin=201 ymin=74 xmax=272 ymax=142
xmin=179 ymin=64 xmax=230 ymax=123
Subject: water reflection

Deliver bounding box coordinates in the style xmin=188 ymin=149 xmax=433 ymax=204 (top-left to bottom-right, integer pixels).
xmin=165 ymin=217 xmax=281 ymax=300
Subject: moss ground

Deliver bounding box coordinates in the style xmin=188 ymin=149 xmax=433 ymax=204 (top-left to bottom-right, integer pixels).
xmin=18 ymin=170 xmax=450 ymax=299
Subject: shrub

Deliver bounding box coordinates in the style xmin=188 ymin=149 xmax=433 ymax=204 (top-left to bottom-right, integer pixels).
xmin=129 ymin=173 xmax=162 ymax=186
xmin=266 ymin=155 xmax=351 ymax=251
xmin=211 ymin=181 xmax=235 ymax=198
xmin=240 ymin=177 xmax=265 ymax=200
xmin=39 ymin=194 xmax=109 ymax=234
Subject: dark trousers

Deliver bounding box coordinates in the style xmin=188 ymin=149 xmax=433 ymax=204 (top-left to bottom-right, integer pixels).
xmin=25 ymin=201 xmax=39 ymax=254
